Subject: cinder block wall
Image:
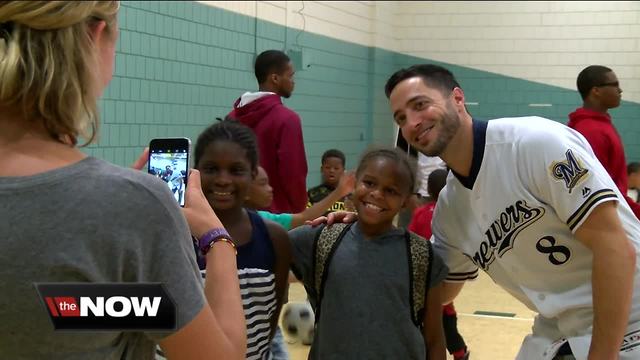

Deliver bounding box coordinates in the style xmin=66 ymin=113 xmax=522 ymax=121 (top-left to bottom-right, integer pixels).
xmin=89 ymin=1 xmax=640 ymax=182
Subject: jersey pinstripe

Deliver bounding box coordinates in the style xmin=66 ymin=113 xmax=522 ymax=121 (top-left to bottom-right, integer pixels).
xmin=431 ymin=117 xmax=640 ymax=358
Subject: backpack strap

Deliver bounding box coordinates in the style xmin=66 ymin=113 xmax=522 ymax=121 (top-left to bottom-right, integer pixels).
xmin=406 ymin=230 xmax=433 ymax=328
xmin=311 ymin=222 xmax=352 ymax=323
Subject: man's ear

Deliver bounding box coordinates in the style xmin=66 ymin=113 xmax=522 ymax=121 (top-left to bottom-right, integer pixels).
xmin=451 ymin=87 xmax=466 ymax=107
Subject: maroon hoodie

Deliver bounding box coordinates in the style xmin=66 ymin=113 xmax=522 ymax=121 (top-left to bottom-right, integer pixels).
xmin=229 ymin=94 xmax=308 ymax=213
xmin=568 ymin=107 xmax=640 ymax=219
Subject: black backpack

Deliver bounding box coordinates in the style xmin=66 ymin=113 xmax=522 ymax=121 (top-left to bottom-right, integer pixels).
xmin=310 ymin=223 xmax=434 ymax=328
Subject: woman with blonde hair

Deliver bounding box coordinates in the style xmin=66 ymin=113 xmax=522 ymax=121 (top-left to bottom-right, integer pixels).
xmin=0 ymin=2 xmax=245 ymax=359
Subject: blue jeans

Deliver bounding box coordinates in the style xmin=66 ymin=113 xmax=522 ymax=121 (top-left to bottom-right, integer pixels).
xmin=270 ymin=326 xmax=289 ymax=360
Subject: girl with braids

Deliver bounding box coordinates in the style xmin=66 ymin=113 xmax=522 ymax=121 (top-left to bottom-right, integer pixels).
xmin=194 ymin=120 xmax=292 ymax=360
xmin=0 ymin=2 xmax=245 ymax=359
xmin=288 ymin=147 xmax=449 ymax=359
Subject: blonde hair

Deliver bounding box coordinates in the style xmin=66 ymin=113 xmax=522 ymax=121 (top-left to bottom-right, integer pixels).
xmin=0 ymin=1 xmax=119 ymax=145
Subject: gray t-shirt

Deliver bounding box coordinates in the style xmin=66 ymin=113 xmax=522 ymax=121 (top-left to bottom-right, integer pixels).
xmin=289 ymin=222 xmax=448 ymax=360
xmin=0 ymin=157 xmax=205 ymax=359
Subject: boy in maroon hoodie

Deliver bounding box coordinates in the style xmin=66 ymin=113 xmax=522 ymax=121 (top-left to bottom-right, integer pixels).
xmin=229 ymin=50 xmax=308 ymax=214
xmin=568 ymin=65 xmax=640 ymax=219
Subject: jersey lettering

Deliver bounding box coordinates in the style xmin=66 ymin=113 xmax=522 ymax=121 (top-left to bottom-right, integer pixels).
xmin=328 ymin=201 xmax=345 ymax=212
xmin=473 ymin=200 xmax=545 ymax=270
xmin=550 ymin=149 xmax=589 ymax=193
xmin=621 ymin=329 xmax=640 ymax=353
xmin=536 ymin=236 xmax=571 ymax=265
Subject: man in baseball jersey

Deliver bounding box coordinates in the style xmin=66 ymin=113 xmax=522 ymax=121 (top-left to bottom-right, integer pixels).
xmin=385 ymin=64 xmax=640 ymax=360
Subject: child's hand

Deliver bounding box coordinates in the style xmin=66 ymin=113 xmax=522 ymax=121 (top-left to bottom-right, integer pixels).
xmin=306 ymin=211 xmax=358 ymax=227
xmin=344 ymin=197 xmax=356 ymax=212
xmin=337 ymin=171 xmax=355 ymax=197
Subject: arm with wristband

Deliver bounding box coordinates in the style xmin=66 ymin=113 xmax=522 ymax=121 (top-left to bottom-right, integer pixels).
xmin=157 ymin=169 xmax=246 ymax=360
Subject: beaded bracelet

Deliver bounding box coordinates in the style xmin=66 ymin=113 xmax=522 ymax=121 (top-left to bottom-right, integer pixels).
xmin=198 ymin=228 xmax=236 ymax=255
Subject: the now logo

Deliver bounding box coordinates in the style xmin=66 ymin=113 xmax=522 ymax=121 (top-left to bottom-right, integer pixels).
xmin=35 ymin=283 xmax=176 ymax=330
xmin=45 ymin=296 xmax=161 ymax=317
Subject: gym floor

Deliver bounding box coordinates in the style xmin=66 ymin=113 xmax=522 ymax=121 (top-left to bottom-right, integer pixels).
xmin=281 ymin=271 xmax=536 ymax=359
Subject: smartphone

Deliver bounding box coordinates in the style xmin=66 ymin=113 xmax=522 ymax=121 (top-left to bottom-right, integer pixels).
xmin=148 ymin=138 xmax=191 ymax=207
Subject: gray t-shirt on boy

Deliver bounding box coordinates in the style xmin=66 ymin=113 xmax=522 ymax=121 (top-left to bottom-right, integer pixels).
xmin=0 ymin=157 xmax=205 ymax=359
xmin=289 ymin=222 xmax=448 ymax=360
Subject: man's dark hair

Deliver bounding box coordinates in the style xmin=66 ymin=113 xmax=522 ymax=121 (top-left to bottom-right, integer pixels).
xmin=321 ymin=149 xmax=346 ymax=167
xmin=576 ymin=65 xmax=613 ymax=101
xmin=385 ymin=64 xmax=461 ymax=98
xmin=628 ymin=162 xmax=640 ymax=175
xmin=254 ymin=50 xmax=290 ymax=84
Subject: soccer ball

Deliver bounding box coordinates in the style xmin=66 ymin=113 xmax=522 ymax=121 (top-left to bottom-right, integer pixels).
xmin=281 ymin=301 xmax=315 ymax=345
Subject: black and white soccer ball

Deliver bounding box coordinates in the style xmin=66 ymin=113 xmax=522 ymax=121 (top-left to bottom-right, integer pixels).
xmin=282 ymin=301 xmax=315 ymax=345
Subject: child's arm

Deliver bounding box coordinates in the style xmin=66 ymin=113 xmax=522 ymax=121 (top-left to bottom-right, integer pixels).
xmin=290 ymin=172 xmax=355 ymax=229
xmin=442 ymin=281 xmax=465 ymax=305
xmin=265 ymin=221 xmax=293 ymax=339
xmin=287 ymin=224 xmax=325 ymax=285
xmin=422 ymin=283 xmax=447 ymax=360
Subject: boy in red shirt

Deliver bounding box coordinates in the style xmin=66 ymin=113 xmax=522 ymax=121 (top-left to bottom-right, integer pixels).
xmin=409 ymin=168 xmax=469 ymax=360
xmin=568 ymin=65 xmax=640 ymax=219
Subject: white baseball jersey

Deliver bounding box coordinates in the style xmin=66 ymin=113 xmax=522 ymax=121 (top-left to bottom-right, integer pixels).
xmin=432 ymin=117 xmax=640 ymax=360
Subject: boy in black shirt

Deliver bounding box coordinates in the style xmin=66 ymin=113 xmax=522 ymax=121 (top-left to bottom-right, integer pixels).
xmin=307 ymin=149 xmax=352 ymax=213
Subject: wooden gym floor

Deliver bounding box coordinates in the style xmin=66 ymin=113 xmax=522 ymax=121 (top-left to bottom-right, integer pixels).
xmin=281 ymin=271 xmax=536 ymax=360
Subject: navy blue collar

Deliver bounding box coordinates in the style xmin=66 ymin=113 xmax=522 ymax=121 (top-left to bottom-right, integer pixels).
xmin=451 ymin=120 xmax=487 ymax=190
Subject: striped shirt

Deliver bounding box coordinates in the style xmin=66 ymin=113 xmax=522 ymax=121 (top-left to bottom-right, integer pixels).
xmin=156 ymin=268 xmax=276 ymax=360
xmin=239 ymin=268 xmax=276 ymax=359
xmin=156 ymin=210 xmax=278 ymax=360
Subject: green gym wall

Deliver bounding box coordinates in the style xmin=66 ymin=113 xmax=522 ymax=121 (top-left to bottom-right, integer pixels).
xmin=87 ymin=1 xmax=640 ymax=186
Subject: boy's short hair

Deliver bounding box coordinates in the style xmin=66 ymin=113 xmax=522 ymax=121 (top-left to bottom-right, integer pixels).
xmin=254 ymin=50 xmax=290 ymax=84
xmin=356 ymin=146 xmax=417 ymax=194
xmin=576 ymin=65 xmax=613 ymax=100
xmin=427 ymin=168 xmax=448 ymax=200
xmin=322 ymin=149 xmax=346 ymax=167
xmin=628 ymin=162 xmax=640 ymax=175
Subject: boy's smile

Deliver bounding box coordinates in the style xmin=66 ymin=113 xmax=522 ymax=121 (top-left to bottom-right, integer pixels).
xmin=353 ymin=157 xmax=412 ymax=235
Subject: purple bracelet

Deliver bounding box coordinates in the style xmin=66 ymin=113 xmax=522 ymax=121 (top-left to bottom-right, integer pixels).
xmin=198 ymin=228 xmax=234 ymax=255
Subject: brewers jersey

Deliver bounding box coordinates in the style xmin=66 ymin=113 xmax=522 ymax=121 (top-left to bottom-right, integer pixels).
xmin=432 ymin=117 xmax=640 ymax=360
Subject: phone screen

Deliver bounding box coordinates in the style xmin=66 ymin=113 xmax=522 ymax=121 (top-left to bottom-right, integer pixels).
xmin=148 ymin=138 xmax=190 ymax=207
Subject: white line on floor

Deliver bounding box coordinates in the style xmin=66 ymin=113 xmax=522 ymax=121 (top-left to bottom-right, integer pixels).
xmin=458 ymin=312 xmax=534 ymax=322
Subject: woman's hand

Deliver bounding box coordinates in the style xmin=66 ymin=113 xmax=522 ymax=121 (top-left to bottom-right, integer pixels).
xmin=130 ymin=149 xmax=223 ymax=238
xmin=181 ymin=169 xmax=223 ymax=238
xmin=130 ymin=147 xmax=149 ymax=170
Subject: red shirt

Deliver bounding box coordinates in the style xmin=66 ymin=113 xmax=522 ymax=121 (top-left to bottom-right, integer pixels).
xmin=230 ymin=94 xmax=308 ymax=213
xmin=568 ymin=107 xmax=640 ymax=219
xmin=408 ymin=201 xmax=436 ymax=239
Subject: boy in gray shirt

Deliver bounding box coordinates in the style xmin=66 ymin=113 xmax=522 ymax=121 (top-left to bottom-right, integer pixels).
xmin=289 ymin=148 xmax=449 ymax=359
